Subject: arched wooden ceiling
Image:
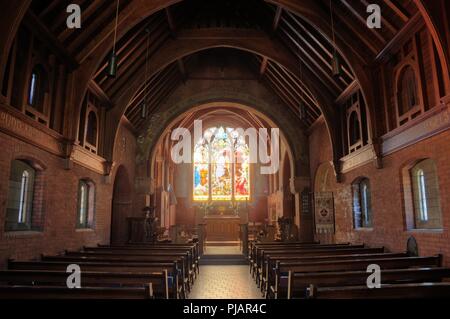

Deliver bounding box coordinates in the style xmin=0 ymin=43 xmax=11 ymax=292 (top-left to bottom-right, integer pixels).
xmin=27 ymin=0 xmax=419 ymax=133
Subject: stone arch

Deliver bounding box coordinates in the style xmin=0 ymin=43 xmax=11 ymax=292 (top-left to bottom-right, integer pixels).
xmin=142 ymin=97 xmax=303 ymax=183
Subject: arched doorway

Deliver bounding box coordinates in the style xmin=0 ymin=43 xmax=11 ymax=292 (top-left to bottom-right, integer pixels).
xmin=111 ymin=165 xmax=132 ymax=244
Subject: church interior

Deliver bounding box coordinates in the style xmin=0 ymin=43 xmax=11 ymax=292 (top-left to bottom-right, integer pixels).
xmin=0 ymin=0 xmax=449 ymax=300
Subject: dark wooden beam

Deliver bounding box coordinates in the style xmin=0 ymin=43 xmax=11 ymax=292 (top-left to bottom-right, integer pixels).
xmin=259 ymin=56 xmax=269 ymax=76
xmin=272 ymin=6 xmax=283 ymax=33
xmin=165 ymin=7 xmax=176 ymax=37
xmin=23 ymin=11 xmax=78 ymax=70
xmin=177 ymin=58 xmax=187 ymax=81
xmin=375 ymin=12 xmax=423 ymax=62
xmin=88 ymin=80 xmax=113 ymax=108
xmin=384 ymin=0 xmax=410 ymax=22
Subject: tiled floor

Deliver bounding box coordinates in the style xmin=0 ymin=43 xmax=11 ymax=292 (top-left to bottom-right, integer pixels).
xmin=189 ymin=265 xmax=263 ymax=299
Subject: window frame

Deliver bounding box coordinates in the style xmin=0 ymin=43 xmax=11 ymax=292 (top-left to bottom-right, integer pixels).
xmin=83 ymin=105 xmax=99 ymax=154
xmin=192 ymin=126 xmax=251 ymax=203
xmin=25 ymin=63 xmax=50 ymax=126
xmin=5 ymin=160 xmax=38 ymax=232
xmin=77 ymin=179 xmax=95 ymax=229
xmin=408 ymin=159 xmax=443 ymax=230
xmin=352 ymin=178 xmax=372 ymax=229
xmin=393 ymin=39 xmax=425 ymax=127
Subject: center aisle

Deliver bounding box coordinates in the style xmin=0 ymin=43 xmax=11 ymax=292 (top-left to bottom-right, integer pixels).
xmin=189 ymin=265 xmax=263 ymax=299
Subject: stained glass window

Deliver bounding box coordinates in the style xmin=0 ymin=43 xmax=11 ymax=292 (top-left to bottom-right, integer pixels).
xmin=193 ymin=140 xmax=209 ymax=201
xmin=193 ymin=127 xmax=250 ymax=201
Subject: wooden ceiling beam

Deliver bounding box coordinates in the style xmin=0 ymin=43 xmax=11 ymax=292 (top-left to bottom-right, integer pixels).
xmin=259 ymin=56 xmax=269 ymax=76
xmin=165 ymin=7 xmax=177 ymax=36
xmin=266 ymin=61 xmax=321 ymax=117
xmin=107 ymin=31 xmax=170 ymax=98
xmin=57 ymin=0 xmax=99 ymax=43
xmin=67 ymin=1 xmax=118 ymax=53
xmin=265 ymin=0 xmax=372 ymax=64
xmin=88 ymin=80 xmax=113 ymax=108
xmin=127 ymin=64 xmax=177 ymax=118
xmin=129 ymin=67 xmax=180 ymax=125
xmin=281 ymin=16 xmax=350 ymax=87
xmin=280 ymin=28 xmax=342 ymax=95
xmin=360 ymin=0 xmax=398 ymax=35
xmin=75 ymin=0 xmax=183 ymax=63
xmin=272 ymin=6 xmax=283 ymax=33
xmin=384 ymin=0 xmax=410 ymax=22
xmin=23 ymin=11 xmax=78 ymax=70
xmin=340 ymin=0 xmax=388 ymax=45
xmin=285 ymin=11 xmax=354 ymax=81
xmin=96 ymin=25 xmax=150 ymax=83
xmin=38 ymin=0 xmax=65 ymax=20
xmin=262 ymin=72 xmax=313 ymax=125
xmin=328 ymin=0 xmax=382 ymax=54
xmin=252 ymin=54 xmax=318 ymax=121
xmin=95 ymin=16 xmax=164 ymax=81
xmin=177 ymin=58 xmax=187 ymax=81
xmin=375 ymin=12 xmax=422 ymax=62
xmin=126 ymin=68 xmax=165 ymax=110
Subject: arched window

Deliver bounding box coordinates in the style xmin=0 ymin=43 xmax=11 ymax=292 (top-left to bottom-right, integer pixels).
xmin=18 ymin=170 xmax=30 ymax=224
xmin=352 ymin=178 xmax=372 ymax=228
xmin=397 ymin=65 xmax=419 ymax=116
xmin=348 ymin=111 xmax=361 ymax=146
xmin=86 ymin=111 xmax=98 ymax=147
xmin=193 ymin=127 xmax=250 ymax=202
xmin=77 ymin=180 xmax=95 ymax=229
xmin=6 ymin=160 xmax=36 ymax=231
xmin=28 ymin=65 xmax=47 ymax=113
xmin=410 ymin=159 xmax=442 ymax=229
xmin=416 ymin=169 xmax=428 ymax=221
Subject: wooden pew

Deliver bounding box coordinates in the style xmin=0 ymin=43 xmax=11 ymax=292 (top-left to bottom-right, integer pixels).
xmin=96 ymin=243 xmax=200 ymax=272
xmin=254 ymin=246 xmax=381 ymax=286
xmin=8 ymin=260 xmax=183 ymax=299
xmin=263 ymin=252 xmax=406 ymax=296
xmin=0 ymin=269 xmax=170 ymax=299
xmin=0 ymin=284 xmax=154 ymax=299
xmin=249 ymin=243 xmax=352 ymax=275
xmin=270 ymin=255 xmax=442 ymax=298
xmin=88 ymin=244 xmax=199 ymax=280
xmin=307 ymin=282 xmax=450 ymax=299
xmin=42 ymin=253 xmax=191 ymax=295
xmin=43 ymin=252 xmax=193 ymax=293
xmin=284 ymin=267 xmax=450 ymax=299
xmin=47 ymin=252 xmax=191 ymax=289
xmin=81 ymin=247 xmax=198 ymax=283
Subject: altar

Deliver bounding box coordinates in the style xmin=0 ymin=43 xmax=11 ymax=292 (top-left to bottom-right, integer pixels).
xmin=196 ymin=204 xmax=248 ymax=242
xmin=203 ymin=215 xmax=241 ymax=241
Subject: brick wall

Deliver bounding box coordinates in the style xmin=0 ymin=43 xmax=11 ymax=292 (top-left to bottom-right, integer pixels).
xmin=309 ymin=120 xmax=450 ymax=265
xmin=0 ymin=122 xmax=136 ymax=268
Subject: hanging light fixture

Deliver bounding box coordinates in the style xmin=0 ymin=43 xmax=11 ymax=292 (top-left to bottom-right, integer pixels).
xmin=107 ymin=0 xmax=120 ymax=78
xmin=330 ymin=0 xmax=341 ymax=78
xmin=141 ymin=29 xmax=151 ymax=120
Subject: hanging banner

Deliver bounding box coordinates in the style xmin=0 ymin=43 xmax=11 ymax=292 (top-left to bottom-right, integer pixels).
xmin=314 ymin=192 xmax=335 ymax=234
